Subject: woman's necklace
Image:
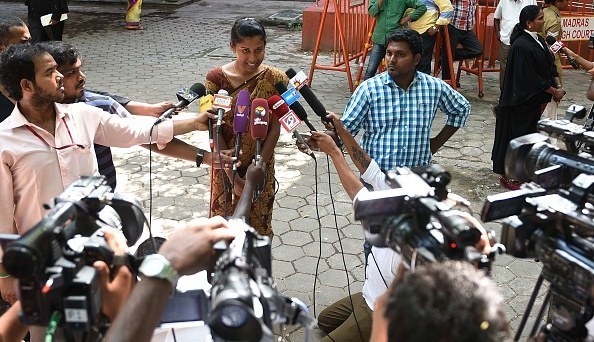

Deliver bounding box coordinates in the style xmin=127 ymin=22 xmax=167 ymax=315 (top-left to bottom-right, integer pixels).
xmin=232 ymin=62 xmax=260 ymax=85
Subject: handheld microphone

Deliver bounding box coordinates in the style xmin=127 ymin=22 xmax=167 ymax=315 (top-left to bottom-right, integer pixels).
xmin=154 ymin=83 xmax=206 ymax=125
xmin=268 ymin=95 xmax=315 ymax=160
xmin=285 ymin=68 xmax=330 ymax=124
xmin=274 ymin=82 xmax=316 ymax=131
xmin=213 ymin=90 xmax=233 ymax=134
xmin=233 ymin=89 xmax=251 ymax=175
xmin=545 ymin=36 xmax=580 ymax=70
xmin=250 ymin=98 xmax=269 ymax=162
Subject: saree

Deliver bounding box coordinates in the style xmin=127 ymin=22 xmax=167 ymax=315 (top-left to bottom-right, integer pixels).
xmin=125 ymin=0 xmax=142 ymax=30
xmin=204 ymin=66 xmax=288 ymax=237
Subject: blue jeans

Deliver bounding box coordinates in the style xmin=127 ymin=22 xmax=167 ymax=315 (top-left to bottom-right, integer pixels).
xmin=364 ymin=43 xmax=386 ymax=80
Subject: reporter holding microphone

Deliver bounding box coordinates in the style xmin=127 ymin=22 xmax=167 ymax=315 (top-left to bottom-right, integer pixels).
xmin=203 ymin=18 xmax=288 ymax=238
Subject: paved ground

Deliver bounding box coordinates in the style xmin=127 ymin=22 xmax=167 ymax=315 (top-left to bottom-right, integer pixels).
xmin=2 ymin=0 xmax=593 ymax=340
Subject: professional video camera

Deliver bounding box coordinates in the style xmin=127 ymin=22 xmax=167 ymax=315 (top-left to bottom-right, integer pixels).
xmin=537 ymin=104 xmax=594 ymax=154
xmin=353 ymin=165 xmax=500 ymax=274
xmin=482 ymin=133 xmax=594 ymax=341
xmin=208 ymin=219 xmax=313 ymax=342
xmin=1 ymin=176 xmax=144 ymax=337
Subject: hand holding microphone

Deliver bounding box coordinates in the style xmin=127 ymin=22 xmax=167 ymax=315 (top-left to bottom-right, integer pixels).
xmin=545 ymin=35 xmax=580 ymax=69
xmin=154 ymin=83 xmax=207 ymax=125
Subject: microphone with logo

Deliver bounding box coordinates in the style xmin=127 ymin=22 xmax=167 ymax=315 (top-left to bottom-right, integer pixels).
xmin=250 ymin=98 xmax=269 ymax=163
xmin=546 ymin=35 xmax=580 ymax=69
xmin=213 ymin=90 xmax=233 ymax=135
xmin=274 ymin=82 xmax=317 ymax=131
xmin=233 ymin=89 xmax=251 ymax=178
xmin=268 ymin=95 xmax=315 ymax=160
xmin=285 ymin=68 xmax=331 ymax=125
xmin=154 ymin=83 xmax=206 ymax=125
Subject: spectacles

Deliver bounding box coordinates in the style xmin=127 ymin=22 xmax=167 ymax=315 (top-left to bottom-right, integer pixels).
xmin=26 ymin=117 xmax=86 ymax=150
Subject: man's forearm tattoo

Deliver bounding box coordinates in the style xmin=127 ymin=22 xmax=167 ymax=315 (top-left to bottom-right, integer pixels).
xmin=351 ymin=146 xmax=371 ymax=169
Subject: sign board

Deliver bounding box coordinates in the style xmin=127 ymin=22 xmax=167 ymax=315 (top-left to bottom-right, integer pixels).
xmin=561 ymin=16 xmax=594 ymax=41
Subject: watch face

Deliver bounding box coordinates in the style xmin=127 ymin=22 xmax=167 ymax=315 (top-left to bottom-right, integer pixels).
xmin=144 ymin=258 xmax=166 ymax=276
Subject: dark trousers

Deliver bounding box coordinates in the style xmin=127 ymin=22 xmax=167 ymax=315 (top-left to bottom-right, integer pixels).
xmin=364 ymin=43 xmax=386 ymax=80
xmin=441 ymin=25 xmax=483 ymax=80
xmin=418 ymin=31 xmax=438 ymax=75
xmin=318 ymin=292 xmax=373 ymax=342
xmin=28 ymin=14 xmax=64 ymax=42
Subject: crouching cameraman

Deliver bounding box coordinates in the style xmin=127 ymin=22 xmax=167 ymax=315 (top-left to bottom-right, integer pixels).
xmin=370 ymin=261 xmax=510 ymax=342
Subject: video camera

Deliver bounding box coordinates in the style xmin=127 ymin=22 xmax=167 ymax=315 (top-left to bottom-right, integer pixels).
xmin=353 ymin=165 xmax=499 ymax=274
xmin=2 ymin=176 xmax=144 ymax=334
xmin=208 ymin=219 xmax=313 ymax=342
xmin=482 ymin=131 xmax=594 ymax=341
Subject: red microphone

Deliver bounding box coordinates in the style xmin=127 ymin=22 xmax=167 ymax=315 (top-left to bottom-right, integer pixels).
xmin=268 ymin=95 xmax=315 ymax=159
xmin=250 ymin=98 xmax=269 ymax=162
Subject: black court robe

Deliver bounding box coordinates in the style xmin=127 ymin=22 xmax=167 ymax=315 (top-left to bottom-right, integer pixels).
xmin=492 ymin=30 xmax=557 ymax=175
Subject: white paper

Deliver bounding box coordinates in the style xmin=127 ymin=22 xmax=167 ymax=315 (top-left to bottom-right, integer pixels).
xmin=40 ymin=13 xmax=68 ymax=27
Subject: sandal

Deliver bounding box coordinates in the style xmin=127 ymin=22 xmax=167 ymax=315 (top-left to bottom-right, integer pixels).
xmin=499 ymin=176 xmax=522 ymax=191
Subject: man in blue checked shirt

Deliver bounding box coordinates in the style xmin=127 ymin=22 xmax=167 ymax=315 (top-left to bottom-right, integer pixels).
xmin=341 ymin=28 xmax=470 ymax=172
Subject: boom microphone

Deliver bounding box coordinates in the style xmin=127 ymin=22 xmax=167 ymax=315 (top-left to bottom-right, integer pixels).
xmin=545 ymin=35 xmax=580 ymax=70
xmin=268 ymin=95 xmax=315 ymax=160
xmin=233 ymin=90 xmax=251 ymax=175
xmin=250 ymin=98 xmax=269 ymax=162
xmin=285 ymin=68 xmax=330 ymax=124
xmin=154 ymin=83 xmax=206 ymax=125
xmin=274 ymin=82 xmax=316 ymax=131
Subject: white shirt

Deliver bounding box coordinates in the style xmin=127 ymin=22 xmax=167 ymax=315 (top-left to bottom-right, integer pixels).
xmin=355 ymin=160 xmax=402 ymax=310
xmin=494 ymin=0 xmax=537 ymax=45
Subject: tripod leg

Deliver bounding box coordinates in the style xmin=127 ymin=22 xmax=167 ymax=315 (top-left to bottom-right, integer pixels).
xmin=515 ymin=274 xmax=545 ymax=341
xmin=529 ymin=289 xmax=551 ymax=338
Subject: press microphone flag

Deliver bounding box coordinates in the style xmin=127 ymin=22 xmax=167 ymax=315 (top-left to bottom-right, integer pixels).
xmin=154 ymin=83 xmax=206 ymax=125
xmin=233 ymin=89 xmax=251 ymax=176
xmin=285 ymin=68 xmax=330 ymax=124
xmin=213 ymin=90 xmax=233 ymax=133
xmin=274 ymin=82 xmax=316 ymax=131
xmin=545 ymin=35 xmax=580 ymax=70
xmin=268 ymin=95 xmax=314 ymax=159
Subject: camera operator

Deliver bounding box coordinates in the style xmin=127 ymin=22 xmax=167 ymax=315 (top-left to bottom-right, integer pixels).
xmin=105 ymin=160 xmax=265 ymax=341
xmin=370 ymin=261 xmax=510 ymax=342
xmin=0 ymin=227 xmax=134 ymax=341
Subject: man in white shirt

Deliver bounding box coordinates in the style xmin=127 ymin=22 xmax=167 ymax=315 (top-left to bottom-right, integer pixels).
xmin=494 ymin=0 xmax=537 ymax=90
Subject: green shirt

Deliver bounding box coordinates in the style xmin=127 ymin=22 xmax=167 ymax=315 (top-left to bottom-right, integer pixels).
xmin=369 ymin=0 xmax=427 ymax=45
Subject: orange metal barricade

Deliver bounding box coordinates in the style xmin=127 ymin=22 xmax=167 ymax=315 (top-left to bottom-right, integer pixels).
xmin=433 ymin=25 xmax=458 ymax=91
xmin=308 ymin=0 xmax=371 ymax=92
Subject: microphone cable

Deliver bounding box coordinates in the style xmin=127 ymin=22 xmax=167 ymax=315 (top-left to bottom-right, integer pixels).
xmin=326 ymin=154 xmax=365 ymax=342
xmin=146 ymin=124 xmax=161 ymax=254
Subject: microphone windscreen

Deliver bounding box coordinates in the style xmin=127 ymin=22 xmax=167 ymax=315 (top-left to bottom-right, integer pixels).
xmin=234 ymin=89 xmax=251 ymax=134
xmin=190 ymin=83 xmax=207 ymax=97
xmin=545 ymin=35 xmax=557 ymax=45
xmin=274 ymin=82 xmax=309 ymax=122
xmin=285 ymin=68 xmax=327 ymax=120
xmin=250 ymin=98 xmax=269 ymax=140
xmin=267 ymin=95 xmax=291 ymax=120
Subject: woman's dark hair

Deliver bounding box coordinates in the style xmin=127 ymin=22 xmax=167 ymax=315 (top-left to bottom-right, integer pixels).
xmin=230 ymin=18 xmax=266 ymax=47
xmin=510 ymin=5 xmax=541 ymax=43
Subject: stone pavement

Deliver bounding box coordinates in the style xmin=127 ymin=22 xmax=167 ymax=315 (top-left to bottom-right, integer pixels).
xmin=2 ymin=0 xmax=593 ymax=340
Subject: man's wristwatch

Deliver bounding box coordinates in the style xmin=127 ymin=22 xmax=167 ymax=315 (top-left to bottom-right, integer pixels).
xmin=196 ymin=148 xmax=207 ymax=167
xmin=139 ymin=254 xmax=179 ymax=290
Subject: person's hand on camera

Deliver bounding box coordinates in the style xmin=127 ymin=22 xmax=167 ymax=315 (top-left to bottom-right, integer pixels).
xmin=0 ymin=277 xmax=18 ymax=304
xmin=246 ymin=159 xmax=266 ymax=189
xmin=159 ymin=216 xmax=237 ymax=276
xmin=94 ymin=228 xmax=134 ymax=321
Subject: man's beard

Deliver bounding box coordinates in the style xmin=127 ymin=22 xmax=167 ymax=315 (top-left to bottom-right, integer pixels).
xmin=31 ymin=83 xmax=64 ymax=106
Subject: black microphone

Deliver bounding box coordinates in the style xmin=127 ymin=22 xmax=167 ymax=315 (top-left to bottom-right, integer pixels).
xmin=154 ymin=83 xmax=206 ymax=125
xmin=274 ymin=82 xmax=317 ymax=131
xmin=545 ymin=35 xmax=580 ymax=70
xmin=285 ymin=68 xmax=330 ymax=124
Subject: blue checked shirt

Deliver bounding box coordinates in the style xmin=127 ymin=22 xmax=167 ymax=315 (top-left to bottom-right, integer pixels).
xmin=341 ymin=71 xmax=470 ymax=170
xmin=76 ymin=91 xmax=132 ymax=190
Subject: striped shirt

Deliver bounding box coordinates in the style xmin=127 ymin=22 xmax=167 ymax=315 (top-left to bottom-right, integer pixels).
xmin=341 ymin=71 xmax=470 ymax=170
xmin=76 ymin=91 xmax=132 ymax=190
xmin=450 ymin=0 xmax=477 ymax=31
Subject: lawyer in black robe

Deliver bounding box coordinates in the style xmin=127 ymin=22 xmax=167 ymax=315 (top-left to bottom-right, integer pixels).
xmin=491 ymin=6 xmax=564 ymax=176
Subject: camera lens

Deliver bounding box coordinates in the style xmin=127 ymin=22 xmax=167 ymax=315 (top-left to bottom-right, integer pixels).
xmin=220 ymin=304 xmax=248 ymax=328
